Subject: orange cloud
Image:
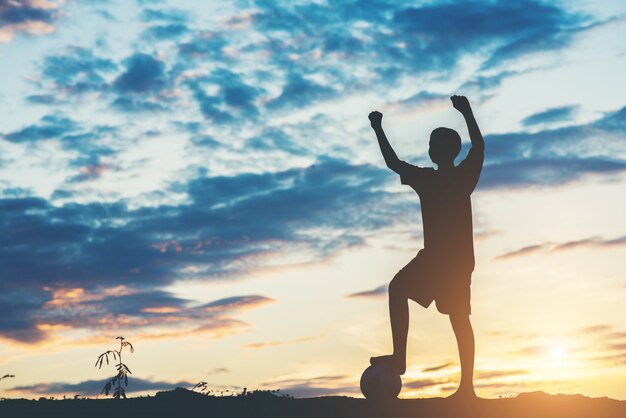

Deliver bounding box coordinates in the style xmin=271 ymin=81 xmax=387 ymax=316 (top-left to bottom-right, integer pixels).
xmin=244 ymin=335 xmax=316 ymax=349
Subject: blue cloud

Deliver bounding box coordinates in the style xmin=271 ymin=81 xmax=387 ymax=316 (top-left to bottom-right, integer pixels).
xmin=484 ymin=105 xmax=626 ymax=163
xmin=41 ymin=47 xmax=117 ymax=94
xmin=0 ymin=158 xmax=408 ymax=341
xmin=143 ymin=23 xmax=189 ymax=40
xmin=268 ymin=73 xmax=335 ymax=109
xmin=22 ymin=0 xmax=594 ymax=125
xmin=113 ymin=53 xmax=167 ymax=93
xmin=3 ymin=115 xmax=77 ymax=143
xmin=177 ymin=32 xmax=228 ymax=59
xmin=248 ymin=0 xmax=589 ymax=81
xmin=0 ymin=285 xmax=50 ymax=343
xmin=0 ymin=2 xmax=57 ymax=26
xmin=32 ymin=48 xmax=174 ymax=113
xmin=522 ymin=105 xmax=578 ymax=126
xmin=25 ymin=94 xmax=59 ymax=105
xmin=187 ymin=69 xmax=262 ymax=122
xmin=246 ymin=127 xmax=307 ymax=155
xmin=111 ymin=96 xmax=169 ymax=112
xmin=392 ymin=0 xmax=587 ymax=70
xmin=479 ymin=157 xmax=626 ymax=190
xmin=595 ymin=106 xmax=626 ymax=132
xmin=2 ymin=115 xmax=117 ymax=173
xmin=140 ymin=7 xmax=188 ymax=23
xmin=9 ymin=377 xmax=195 ymax=396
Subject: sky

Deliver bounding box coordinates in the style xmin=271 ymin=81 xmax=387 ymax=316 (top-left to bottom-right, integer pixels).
xmin=0 ymin=0 xmax=625 ymax=400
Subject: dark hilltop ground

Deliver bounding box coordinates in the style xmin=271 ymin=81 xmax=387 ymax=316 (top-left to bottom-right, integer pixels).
xmin=1 ymin=387 xmax=625 ymax=418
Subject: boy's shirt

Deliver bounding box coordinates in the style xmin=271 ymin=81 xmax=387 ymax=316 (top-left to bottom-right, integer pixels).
xmin=396 ymin=147 xmax=484 ymax=272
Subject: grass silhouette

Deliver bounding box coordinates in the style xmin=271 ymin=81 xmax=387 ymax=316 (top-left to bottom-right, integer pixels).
xmin=1 ymin=388 xmax=625 ymax=418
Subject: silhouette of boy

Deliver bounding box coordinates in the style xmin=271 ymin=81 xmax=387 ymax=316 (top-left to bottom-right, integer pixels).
xmin=368 ymin=95 xmax=484 ymax=398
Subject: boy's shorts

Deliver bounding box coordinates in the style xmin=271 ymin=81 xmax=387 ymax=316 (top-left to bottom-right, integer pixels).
xmin=392 ymin=249 xmax=472 ymax=315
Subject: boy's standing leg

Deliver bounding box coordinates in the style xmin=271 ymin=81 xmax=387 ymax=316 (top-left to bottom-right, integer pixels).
xmin=449 ymin=314 xmax=475 ymax=397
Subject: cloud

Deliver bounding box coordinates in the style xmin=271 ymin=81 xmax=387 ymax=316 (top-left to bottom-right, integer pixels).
xmin=346 ymin=284 xmax=387 ymax=299
xmin=495 ymin=244 xmax=545 ymax=260
xmin=553 ymin=236 xmax=626 ymax=251
xmin=267 ymin=73 xmax=336 ymax=110
xmin=3 ymin=114 xmax=77 ymax=143
xmin=113 ymin=53 xmax=167 ymax=94
xmin=590 ymin=352 xmax=626 ymax=366
xmin=479 ymin=158 xmax=626 ymax=191
xmin=392 ymin=91 xmax=450 ymax=111
xmin=244 ymin=335 xmax=315 ymax=349
xmin=403 ymin=378 xmax=447 ymax=390
xmin=231 ymin=0 xmax=590 ymax=117
xmin=201 ymin=295 xmax=274 ymax=312
xmin=9 ymin=377 xmax=195 ymax=397
xmin=40 ymin=47 xmax=117 ymax=94
xmin=29 ymin=47 xmax=179 ymax=113
xmin=142 ymin=23 xmax=189 ymax=40
xmin=522 ymin=105 xmax=578 ymax=127
xmin=177 ymin=31 xmax=228 ymax=59
xmin=208 ymin=367 xmax=230 ymax=375
xmin=2 ymin=114 xmax=117 ymax=172
xmin=484 ymin=105 xmax=626 ymax=163
xmin=0 ymin=285 xmax=50 ymax=343
xmin=0 ymin=283 xmax=274 ymax=343
xmin=576 ymin=325 xmax=612 ymax=334
xmin=140 ymin=7 xmax=188 ymax=23
xmin=26 ymin=94 xmax=59 ymax=105
xmin=260 ymin=375 xmax=358 ymax=398
xmin=245 ymin=127 xmax=308 ymax=156
xmin=475 ymin=369 xmax=528 ymax=380
xmin=251 ymin=0 xmax=589 ymax=80
xmin=20 ymin=0 xmax=601 ymax=138
xmin=110 ymin=96 xmax=170 ymax=112
xmin=586 ymin=330 xmax=626 ymax=366
xmin=422 ymin=362 xmax=454 ymax=373
xmin=185 ymin=68 xmax=264 ymax=123
xmin=393 ymin=0 xmax=586 ymax=67
xmin=495 ymin=236 xmax=626 ymax=260
xmin=607 ymin=343 xmax=626 ymax=351
xmin=0 ymin=0 xmax=62 ymax=43
xmin=0 ymin=157 xmax=411 ymax=342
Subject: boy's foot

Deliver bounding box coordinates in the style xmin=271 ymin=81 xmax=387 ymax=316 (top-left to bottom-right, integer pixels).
xmin=369 ymin=354 xmax=406 ymax=375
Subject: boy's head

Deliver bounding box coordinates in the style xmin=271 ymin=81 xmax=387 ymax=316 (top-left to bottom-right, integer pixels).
xmin=429 ymin=127 xmax=461 ymax=166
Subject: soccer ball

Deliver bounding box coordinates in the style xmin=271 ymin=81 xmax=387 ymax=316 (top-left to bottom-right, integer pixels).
xmin=360 ymin=363 xmax=402 ymax=400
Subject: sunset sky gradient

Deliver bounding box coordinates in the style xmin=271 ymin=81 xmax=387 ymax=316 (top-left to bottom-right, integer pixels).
xmin=1 ymin=0 xmax=625 ymax=400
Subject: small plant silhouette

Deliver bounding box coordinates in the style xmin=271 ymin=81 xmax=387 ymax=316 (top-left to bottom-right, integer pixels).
xmin=95 ymin=336 xmax=134 ymax=399
xmin=191 ymin=381 xmax=213 ymax=396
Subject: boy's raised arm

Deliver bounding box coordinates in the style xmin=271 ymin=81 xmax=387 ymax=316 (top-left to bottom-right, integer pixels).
xmin=451 ymin=95 xmax=484 ymax=152
xmin=369 ymin=111 xmax=405 ymax=173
